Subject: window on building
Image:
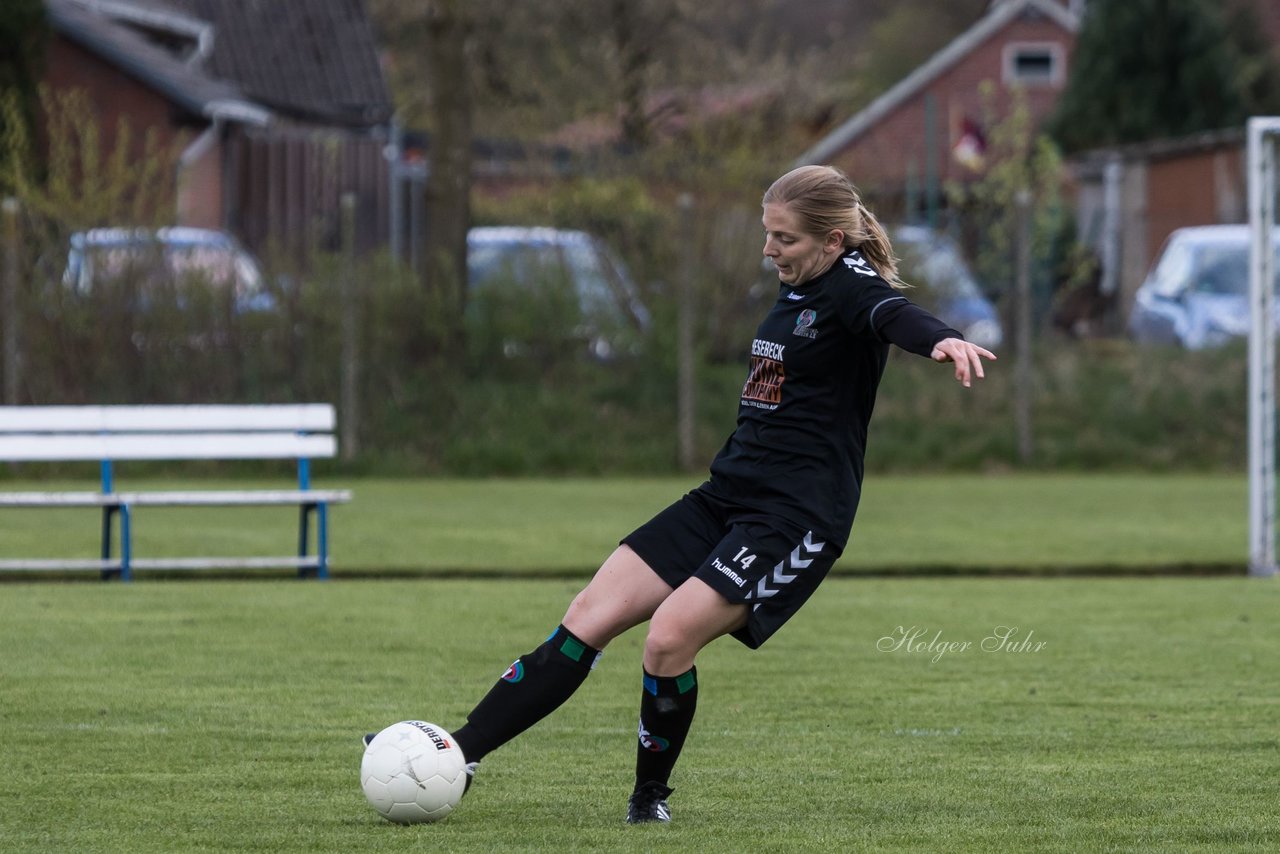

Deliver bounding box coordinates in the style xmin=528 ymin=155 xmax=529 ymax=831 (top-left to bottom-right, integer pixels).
xmin=1003 ymin=43 xmax=1064 ymax=86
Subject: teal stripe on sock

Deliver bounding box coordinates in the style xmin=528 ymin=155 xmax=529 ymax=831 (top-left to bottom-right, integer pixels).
xmin=676 ymin=670 xmax=696 ymax=694
xmin=560 ymin=636 xmax=586 ymax=662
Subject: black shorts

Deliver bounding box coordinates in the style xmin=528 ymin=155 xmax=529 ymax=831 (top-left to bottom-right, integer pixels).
xmin=621 ymin=485 xmax=842 ymax=649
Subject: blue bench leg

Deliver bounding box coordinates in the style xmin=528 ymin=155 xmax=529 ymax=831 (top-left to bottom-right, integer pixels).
xmin=101 ymin=506 xmax=116 ymax=580
xmin=297 ymin=503 xmax=327 ymax=579
xmin=298 ymin=504 xmax=311 ymax=578
xmin=120 ymin=505 xmax=133 ymax=582
xmin=317 ymin=503 xmax=329 ymax=580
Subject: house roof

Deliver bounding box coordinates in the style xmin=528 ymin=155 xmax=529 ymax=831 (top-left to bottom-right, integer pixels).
xmin=159 ymin=0 xmax=393 ymax=128
xmin=48 ymin=0 xmax=271 ymax=125
xmin=61 ymin=0 xmax=215 ymax=63
xmin=795 ymin=0 xmax=1079 ymax=166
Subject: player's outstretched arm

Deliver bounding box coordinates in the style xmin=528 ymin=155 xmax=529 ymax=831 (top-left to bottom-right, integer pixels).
xmin=930 ymin=337 xmax=996 ymax=388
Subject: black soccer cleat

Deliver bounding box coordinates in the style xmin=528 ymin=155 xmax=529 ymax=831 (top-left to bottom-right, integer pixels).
xmin=625 ymin=781 xmax=673 ymax=824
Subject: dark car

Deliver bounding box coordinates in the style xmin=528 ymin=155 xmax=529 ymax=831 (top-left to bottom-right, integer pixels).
xmin=1129 ymin=225 xmax=1280 ymax=349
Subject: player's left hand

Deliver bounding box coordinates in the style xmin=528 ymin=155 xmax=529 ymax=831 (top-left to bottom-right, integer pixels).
xmin=931 ymin=338 xmax=996 ymax=388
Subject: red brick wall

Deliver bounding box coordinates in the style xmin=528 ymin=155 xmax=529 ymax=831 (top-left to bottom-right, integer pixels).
xmin=830 ymin=15 xmax=1075 ymax=198
xmin=44 ymin=35 xmax=194 ymax=221
xmin=176 ymin=135 xmax=224 ymax=229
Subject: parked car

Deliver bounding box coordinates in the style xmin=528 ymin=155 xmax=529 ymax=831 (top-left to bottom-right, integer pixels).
xmin=466 ymin=226 xmax=650 ymax=359
xmin=62 ymin=226 xmax=273 ymax=313
xmin=889 ymin=225 xmax=1004 ymax=350
xmin=1129 ymin=225 xmax=1280 ymax=349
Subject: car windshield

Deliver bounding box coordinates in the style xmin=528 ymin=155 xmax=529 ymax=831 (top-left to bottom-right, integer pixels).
xmin=67 ymin=236 xmax=264 ymax=298
xmin=561 ymin=240 xmax=632 ymax=314
xmin=1151 ymin=237 xmax=1280 ymax=298
xmin=468 ymin=241 xmax=566 ymax=288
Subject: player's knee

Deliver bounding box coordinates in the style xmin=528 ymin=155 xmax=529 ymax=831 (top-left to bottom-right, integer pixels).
xmin=642 ymin=618 xmax=696 ymax=675
xmin=563 ymin=586 xmax=590 ymax=622
xmin=562 ymin=587 xmax=611 ymax=648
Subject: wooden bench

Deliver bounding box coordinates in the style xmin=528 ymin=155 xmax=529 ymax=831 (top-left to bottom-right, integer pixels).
xmin=0 ymin=404 xmax=351 ymax=580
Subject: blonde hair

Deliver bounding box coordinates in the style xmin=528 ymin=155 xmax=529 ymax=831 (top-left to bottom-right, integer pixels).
xmin=763 ymin=165 xmax=905 ymax=289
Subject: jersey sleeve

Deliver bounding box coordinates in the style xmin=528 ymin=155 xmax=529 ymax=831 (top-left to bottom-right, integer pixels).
xmin=872 ymin=299 xmax=964 ymax=357
xmin=834 ymin=266 xmax=912 ymax=335
xmin=832 ymin=249 xmax=962 ymax=356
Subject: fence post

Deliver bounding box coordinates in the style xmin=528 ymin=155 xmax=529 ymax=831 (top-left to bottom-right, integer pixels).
xmin=676 ymin=193 xmax=697 ymax=471
xmin=2 ymin=197 xmax=20 ymax=405
xmin=1014 ymin=189 xmax=1034 ymax=464
xmin=339 ymin=192 xmax=359 ymax=460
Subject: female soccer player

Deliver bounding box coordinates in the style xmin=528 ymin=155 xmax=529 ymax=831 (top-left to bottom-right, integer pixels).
xmin=419 ymin=165 xmax=994 ymax=822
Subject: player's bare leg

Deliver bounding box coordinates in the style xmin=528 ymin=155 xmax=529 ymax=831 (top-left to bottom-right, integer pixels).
xmin=643 ymin=576 xmax=747 ymax=675
xmin=562 ymin=545 xmax=675 ymax=649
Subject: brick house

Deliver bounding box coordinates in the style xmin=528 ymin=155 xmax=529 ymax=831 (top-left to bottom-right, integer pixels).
xmin=42 ymin=0 xmax=392 ymax=254
xmin=795 ymin=0 xmax=1080 ymax=211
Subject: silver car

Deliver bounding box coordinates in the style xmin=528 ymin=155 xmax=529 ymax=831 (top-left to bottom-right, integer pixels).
xmin=62 ymin=226 xmax=274 ymax=314
xmin=466 ymin=226 xmax=650 ymax=359
xmin=1129 ymin=225 xmax=1280 ymax=349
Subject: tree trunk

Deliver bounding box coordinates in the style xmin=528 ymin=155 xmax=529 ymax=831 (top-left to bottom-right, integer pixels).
xmin=611 ymin=0 xmax=651 ymax=151
xmin=422 ymin=0 xmax=472 ymax=319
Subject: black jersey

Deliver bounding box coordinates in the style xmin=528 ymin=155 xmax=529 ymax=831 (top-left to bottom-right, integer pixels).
xmin=704 ymin=247 xmax=961 ymax=549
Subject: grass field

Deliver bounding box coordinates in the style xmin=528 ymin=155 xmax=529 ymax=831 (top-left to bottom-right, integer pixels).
xmin=0 ymin=473 xmax=1252 ymax=575
xmin=2 ymin=577 xmax=1277 ymax=852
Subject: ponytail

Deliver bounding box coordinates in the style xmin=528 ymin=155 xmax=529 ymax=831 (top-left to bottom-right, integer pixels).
xmin=853 ymin=202 xmax=905 ymax=290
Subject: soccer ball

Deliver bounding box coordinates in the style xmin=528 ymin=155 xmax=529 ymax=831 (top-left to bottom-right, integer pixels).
xmin=360 ymin=721 xmax=468 ymax=824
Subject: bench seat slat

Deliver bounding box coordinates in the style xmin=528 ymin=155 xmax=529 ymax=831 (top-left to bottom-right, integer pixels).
xmin=0 ymin=559 xmax=121 ymax=571
xmin=127 ymin=556 xmax=322 ymax=570
xmin=0 ymin=492 xmax=119 ymax=506
xmin=0 ymin=557 xmax=322 ymax=571
xmin=119 ymin=490 xmax=351 ymax=506
xmin=0 ymin=404 xmax=335 ymax=433
xmin=0 ymin=433 xmax=336 ymax=462
xmin=0 ymin=490 xmax=351 ymax=507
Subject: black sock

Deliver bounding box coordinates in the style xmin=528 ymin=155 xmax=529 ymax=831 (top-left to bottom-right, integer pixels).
xmin=635 ymin=666 xmax=698 ymax=789
xmin=452 ymin=625 xmax=601 ymax=763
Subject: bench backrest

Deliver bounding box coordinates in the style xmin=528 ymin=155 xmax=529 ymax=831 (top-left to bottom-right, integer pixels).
xmin=0 ymin=405 xmax=338 ymax=462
